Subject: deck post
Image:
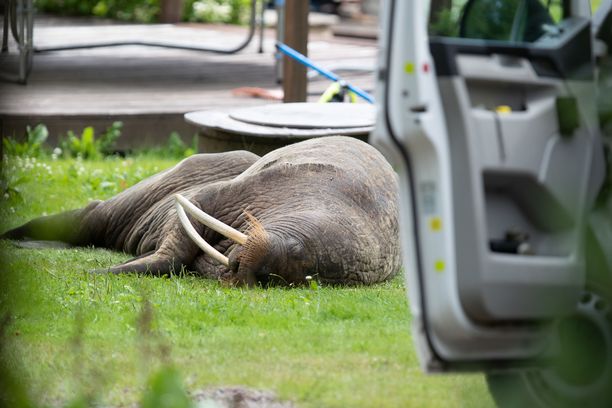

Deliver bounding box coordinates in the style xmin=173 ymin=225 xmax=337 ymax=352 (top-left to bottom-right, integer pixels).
xmin=160 ymin=0 xmax=184 ymax=23
xmin=282 ymin=0 xmax=309 ymax=102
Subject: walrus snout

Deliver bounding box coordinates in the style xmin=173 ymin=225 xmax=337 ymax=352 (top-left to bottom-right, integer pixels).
xmin=228 ymin=246 xmax=241 ymax=274
xmin=227 ymin=242 xmax=270 ymax=287
xmin=227 ymin=246 xmax=253 ymax=286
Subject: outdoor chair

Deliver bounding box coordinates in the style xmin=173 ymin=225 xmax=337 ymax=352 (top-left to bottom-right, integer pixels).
xmin=0 ymin=0 xmax=264 ymax=84
xmin=1 ymin=0 xmax=34 ymax=83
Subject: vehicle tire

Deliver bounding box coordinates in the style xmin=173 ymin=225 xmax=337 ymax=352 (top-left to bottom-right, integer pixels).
xmin=487 ymin=241 xmax=612 ymax=408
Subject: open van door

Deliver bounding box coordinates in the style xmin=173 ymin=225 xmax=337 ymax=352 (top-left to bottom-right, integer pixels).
xmin=370 ymin=0 xmax=612 ymax=405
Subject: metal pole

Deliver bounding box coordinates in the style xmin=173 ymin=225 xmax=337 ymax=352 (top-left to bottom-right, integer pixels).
xmin=257 ymin=0 xmax=265 ymax=53
xmin=274 ymin=0 xmax=285 ymax=83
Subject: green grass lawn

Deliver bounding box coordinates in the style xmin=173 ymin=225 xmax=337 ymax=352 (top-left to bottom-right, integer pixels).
xmin=0 ymin=154 xmax=494 ymax=407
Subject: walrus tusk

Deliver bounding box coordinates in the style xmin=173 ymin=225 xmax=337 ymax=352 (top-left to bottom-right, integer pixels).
xmin=174 ymin=194 xmax=248 ymax=245
xmin=175 ymin=199 xmax=229 ymax=267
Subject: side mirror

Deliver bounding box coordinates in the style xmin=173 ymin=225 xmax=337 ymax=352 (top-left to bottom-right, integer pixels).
xmin=459 ymin=0 xmax=555 ymax=42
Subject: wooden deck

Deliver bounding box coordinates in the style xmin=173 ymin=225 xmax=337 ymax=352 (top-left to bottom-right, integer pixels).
xmin=0 ymin=15 xmax=377 ymax=149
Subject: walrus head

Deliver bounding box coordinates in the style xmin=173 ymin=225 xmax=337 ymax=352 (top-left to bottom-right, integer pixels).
xmin=174 ymin=194 xmax=319 ymax=286
xmin=227 ymin=212 xmax=323 ymax=286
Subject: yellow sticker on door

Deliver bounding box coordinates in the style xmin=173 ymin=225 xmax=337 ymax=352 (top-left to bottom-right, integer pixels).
xmin=404 ymin=62 xmax=415 ymax=74
xmin=430 ymin=217 xmax=442 ymax=231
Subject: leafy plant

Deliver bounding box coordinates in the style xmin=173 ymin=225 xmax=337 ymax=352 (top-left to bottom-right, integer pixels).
xmin=0 ymin=171 xmax=29 ymax=201
xmin=186 ymin=0 xmax=250 ymax=24
xmin=0 ymin=314 xmax=37 ymax=408
xmin=167 ymin=132 xmax=197 ymax=158
xmin=2 ymin=124 xmax=49 ymax=158
xmin=36 ymin=0 xmax=160 ymax=23
xmin=185 ymin=0 xmax=250 ymax=24
xmin=61 ymin=122 xmax=122 ymax=160
xmin=141 ymin=367 xmax=193 ymax=408
xmin=63 ymin=127 xmax=98 ymax=159
xmin=98 ymin=121 xmax=123 ymax=156
xmin=36 ymin=0 xmax=252 ymax=24
xmin=140 ymin=132 xmax=197 ymax=159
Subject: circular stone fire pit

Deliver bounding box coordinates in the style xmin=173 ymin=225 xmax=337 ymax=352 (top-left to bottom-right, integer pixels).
xmin=185 ymin=102 xmax=375 ymax=156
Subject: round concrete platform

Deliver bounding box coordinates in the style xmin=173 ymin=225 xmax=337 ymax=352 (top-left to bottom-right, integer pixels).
xmin=185 ymin=103 xmax=375 ymax=156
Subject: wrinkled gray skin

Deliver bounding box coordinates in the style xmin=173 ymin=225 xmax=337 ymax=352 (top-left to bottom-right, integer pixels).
xmin=2 ymin=136 xmax=400 ymax=286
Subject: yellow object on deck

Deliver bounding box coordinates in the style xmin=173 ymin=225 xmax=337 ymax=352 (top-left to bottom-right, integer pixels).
xmin=319 ymin=81 xmax=358 ymax=103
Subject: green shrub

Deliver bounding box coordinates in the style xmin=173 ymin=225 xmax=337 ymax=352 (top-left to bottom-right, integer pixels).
xmin=185 ymin=0 xmax=251 ymax=24
xmin=166 ymin=132 xmax=197 ymax=158
xmin=0 ymin=168 xmax=30 ymax=201
xmin=36 ymin=0 xmax=252 ymax=24
xmin=60 ymin=122 xmax=122 ymax=159
xmin=36 ymin=0 xmax=160 ymax=23
xmin=2 ymin=124 xmax=49 ymax=158
xmin=139 ymin=132 xmax=198 ymax=159
xmin=141 ymin=367 xmax=193 ymax=408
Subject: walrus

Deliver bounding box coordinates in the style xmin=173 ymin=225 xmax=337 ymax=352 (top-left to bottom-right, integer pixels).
xmin=1 ymin=136 xmax=400 ymax=286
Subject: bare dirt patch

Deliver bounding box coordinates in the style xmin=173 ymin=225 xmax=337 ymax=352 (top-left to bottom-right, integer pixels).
xmin=192 ymin=386 xmax=295 ymax=408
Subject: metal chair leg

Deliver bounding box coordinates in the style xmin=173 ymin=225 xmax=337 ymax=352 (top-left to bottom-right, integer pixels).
xmin=10 ymin=0 xmax=19 ymax=42
xmin=16 ymin=0 xmax=33 ymax=84
xmin=2 ymin=0 xmax=10 ymax=52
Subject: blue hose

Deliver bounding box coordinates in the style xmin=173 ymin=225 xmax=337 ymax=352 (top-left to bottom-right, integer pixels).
xmin=275 ymin=42 xmax=375 ymax=104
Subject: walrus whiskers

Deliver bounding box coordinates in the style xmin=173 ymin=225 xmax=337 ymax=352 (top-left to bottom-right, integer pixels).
xmin=174 ymin=199 xmax=230 ymax=266
xmin=239 ymin=211 xmax=270 ymax=268
xmin=174 ymin=194 xmax=248 ymax=245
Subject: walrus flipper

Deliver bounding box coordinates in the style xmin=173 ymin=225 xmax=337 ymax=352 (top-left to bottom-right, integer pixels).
xmin=93 ymin=216 xmax=202 ymax=276
xmin=11 ymin=240 xmax=75 ymax=249
xmin=1 ymin=204 xmax=99 ymax=245
xmin=91 ymin=251 xmax=184 ymax=276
